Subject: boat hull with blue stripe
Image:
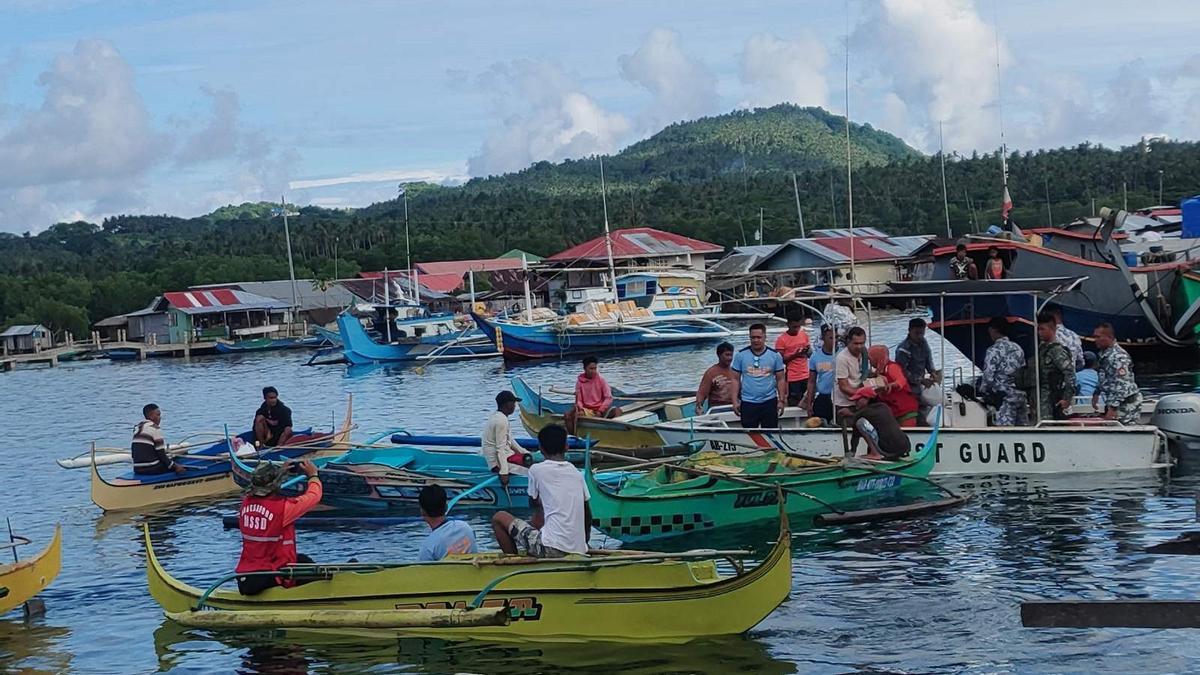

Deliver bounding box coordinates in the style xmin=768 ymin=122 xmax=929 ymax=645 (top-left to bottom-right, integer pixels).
xmin=471 ymin=313 xmax=732 ymax=361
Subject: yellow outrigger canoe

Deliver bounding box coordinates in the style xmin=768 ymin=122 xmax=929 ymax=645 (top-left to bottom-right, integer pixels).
xmin=91 ymin=397 xmax=354 ymax=512
xmin=145 ymin=509 xmax=791 ymax=643
xmin=0 ymin=525 xmax=62 ymax=616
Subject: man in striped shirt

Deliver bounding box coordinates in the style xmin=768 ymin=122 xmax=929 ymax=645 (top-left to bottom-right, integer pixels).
xmin=132 ymin=404 xmax=186 ymax=475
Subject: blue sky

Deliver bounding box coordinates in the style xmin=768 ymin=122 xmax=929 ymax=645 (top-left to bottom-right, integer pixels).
xmin=1 ymin=0 xmax=1197 ymax=232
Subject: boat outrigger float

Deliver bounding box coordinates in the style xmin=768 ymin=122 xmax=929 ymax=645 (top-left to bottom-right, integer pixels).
xmin=145 ymin=501 xmax=792 ymax=642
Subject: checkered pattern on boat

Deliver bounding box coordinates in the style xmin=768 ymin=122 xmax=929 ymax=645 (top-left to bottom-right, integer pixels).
xmin=593 ymin=512 xmax=714 ymax=536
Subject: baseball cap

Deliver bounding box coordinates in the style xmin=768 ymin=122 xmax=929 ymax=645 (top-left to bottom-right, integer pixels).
xmin=496 ymin=390 xmax=522 ymax=405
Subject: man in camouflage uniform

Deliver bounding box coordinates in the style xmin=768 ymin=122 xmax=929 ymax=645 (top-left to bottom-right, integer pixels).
xmin=1035 ymin=312 xmax=1076 ymax=421
xmin=1092 ymin=322 xmax=1142 ymax=425
xmin=1050 ymin=305 xmax=1084 ymax=371
xmin=977 ymin=316 xmax=1028 ymax=426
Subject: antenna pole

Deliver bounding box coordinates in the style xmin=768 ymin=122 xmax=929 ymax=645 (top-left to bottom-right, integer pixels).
xmin=599 ymin=157 xmax=618 ymax=302
xmin=939 ymin=122 xmax=951 ymax=238
xmin=280 ymin=196 xmax=299 ymax=332
xmin=403 ymin=188 xmax=411 ymax=273
xmin=792 ymin=172 xmax=806 ymax=238
xmin=844 ymin=0 xmax=856 ymax=293
xmin=993 ymin=0 xmax=1010 ymax=224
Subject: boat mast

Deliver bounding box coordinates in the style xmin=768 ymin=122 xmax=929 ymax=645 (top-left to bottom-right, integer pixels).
xmin=521 ymin=254 xmax=533 ymax=322
xmin=939 ymin=122 xmax=952 ymax=239
xmin=280 ymin=196 xmax=299 ymax=332
xmin=599 ymin=156 xmax=618 ymax=303
xmin=993 ymin=0 xmax=1012 ymax=228
xmin=792 ymin=172 xmax=806 ymax=238
xmin=843 ymin=1 xmax=857 ymax=296
xmin=383 ymin=266 xmax=392 ymax=343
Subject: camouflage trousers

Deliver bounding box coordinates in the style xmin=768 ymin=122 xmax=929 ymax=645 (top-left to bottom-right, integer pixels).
xmin=994 ymin=391 xmax=1029 ymax=427
xmin=1112 ymin=392 xmax=1144 ymax=425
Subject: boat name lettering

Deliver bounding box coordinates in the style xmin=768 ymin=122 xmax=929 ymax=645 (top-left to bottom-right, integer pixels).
xmin=395 ymin=596 xmax=542 ymax=621
xmin=707 ymin=440 xmax=746 ymax=453
xmin=733 ymin=491 xmax=779 ymax=509
xmin=953 ymin=441 xmax=1045 ymax=464
xmin=854 ymin=475 xmax=900 ymax=492
xmin=151 ymin=474 xmax=226 ymax=490
xmin=916 ymin=442 xmax=945 ymax=462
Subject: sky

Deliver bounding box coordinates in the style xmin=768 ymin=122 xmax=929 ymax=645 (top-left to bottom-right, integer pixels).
xmin=0 ymin=0 xmax=1198 ymax=233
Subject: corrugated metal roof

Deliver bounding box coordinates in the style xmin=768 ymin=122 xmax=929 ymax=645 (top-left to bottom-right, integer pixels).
xmin=163 ymin=290 xmax=291 ymax=315
xmin=192 ymin=280 xmax=357 ymax=312
xmin=415 ymin=257 xmax=524 ymax=276
xmin=754 ymin=235 xmax=934 ymax=269
xmin=547 ymin=227 xmax=723 ymax=262
xmin=810 ymin=227 xmax=888 ymax=238
xmin=0 ymin=324 xmax=47 ymax=337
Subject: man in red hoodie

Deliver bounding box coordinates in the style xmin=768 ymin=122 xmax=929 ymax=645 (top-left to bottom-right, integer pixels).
xmin=563 ymin=355 xmax=622 ymax=434
xmin=235 ymin=459 xmax=322 ymax=595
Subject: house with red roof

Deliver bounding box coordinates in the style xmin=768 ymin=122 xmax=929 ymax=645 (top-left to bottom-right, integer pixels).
xmin=542 ymin=227 xmax=725 ymax=294
xmin=125 ymin=289 xmax=292 ymax=344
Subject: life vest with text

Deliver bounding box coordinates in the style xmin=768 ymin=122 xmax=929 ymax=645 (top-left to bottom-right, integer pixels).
xmin=235 ymin=495 xmax=296 ymax=582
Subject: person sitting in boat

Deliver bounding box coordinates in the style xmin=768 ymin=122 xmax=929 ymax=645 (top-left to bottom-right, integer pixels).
xmin=775 ymin=311 xmax=812 ymax=407
xmin=950 ymin=243 xmax=979 ymax=280
xmin=234 ymin=459 xmax=320 ymax=595
xmin=492 ymin=425 xmax=591 ymax=558
xmin=977 ymin=316 xmax=1028 ymax=426
xmin=564 ymin=356 xmax=621 ymax=434
xmin=803 ymin=324 xmax=837 ymax=423
xmin=833 ymin=327 xmax=870 ymax=423
xmin=731 ymin=323 xmax=787 ymax=428
xmin=482 ymin=390 xmax=531 ymax=487
xmin=131 ymin=404 xmax=186 ymax=475
xmin=254 ymin=386 xmax=294 ymax=448
xmin=1035 ymin=312 xmax=1076 ymax=422
xmin=844 ymin=387 xmax=911 ymax=461
xmin=1092 ymin=322 xmax=1143 ymax=425
xmin=896 ymin=317 xmax=940 ymax=410
xmin=984 ymin=246 xmax=1007 ymax=280
xmin=867 ymin=345 xmax=919 ymax=427
xmin=1049 ymin=305 xmax=1084 ymax=371
xmin=1077 ymin=351 xmax=1100 ymax=398
xmin=696 ymin=342 xmax=736 ymax=413
xmin=418 ymin=485 xmax=478 ymax=561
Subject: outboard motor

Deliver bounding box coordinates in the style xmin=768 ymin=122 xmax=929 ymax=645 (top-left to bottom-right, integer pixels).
xmin=1151 ymin=393 xmax=1200 ymax=456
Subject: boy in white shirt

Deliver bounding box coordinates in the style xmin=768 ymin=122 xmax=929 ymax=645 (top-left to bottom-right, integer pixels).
xmin=491 ymin=424 xmax=591 ymax=558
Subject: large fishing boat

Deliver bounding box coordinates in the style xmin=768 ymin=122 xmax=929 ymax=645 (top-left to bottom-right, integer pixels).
xmin=336 ymin=313 xmax=497 ymax=365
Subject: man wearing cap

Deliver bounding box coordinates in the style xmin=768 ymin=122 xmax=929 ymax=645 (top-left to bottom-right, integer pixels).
xmin=482 ymin=390 xmax=531 ymax=487
xmin=844 ymin=387 xmax=911 ymax=460
xmin=234 ymin=459 xmax=321 ymax=595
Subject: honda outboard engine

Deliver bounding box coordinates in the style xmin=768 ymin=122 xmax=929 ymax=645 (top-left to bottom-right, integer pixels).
xmin=1151 ymin=393 xmax=1200 ymax=456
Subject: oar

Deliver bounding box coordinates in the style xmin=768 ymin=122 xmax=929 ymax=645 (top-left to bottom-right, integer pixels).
xmin=447 ymin=476 xmax=501 ymax=512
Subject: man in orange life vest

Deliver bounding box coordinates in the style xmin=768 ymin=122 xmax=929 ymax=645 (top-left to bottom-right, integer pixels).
xmin=235 ymin=459 xmax=321 ymax=595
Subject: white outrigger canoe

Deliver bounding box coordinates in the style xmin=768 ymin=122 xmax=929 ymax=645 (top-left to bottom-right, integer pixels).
xmin=656 ymin=397 xmax=1172 ymax=475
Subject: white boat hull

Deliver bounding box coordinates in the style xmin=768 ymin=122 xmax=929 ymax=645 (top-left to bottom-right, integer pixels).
xmin=656 ymin=412 xmax=1171 ymax=475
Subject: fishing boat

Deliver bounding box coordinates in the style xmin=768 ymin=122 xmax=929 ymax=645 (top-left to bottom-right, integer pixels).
xmin=229 ymin=433 xmax=624 ymax=512
xmin=586 ymin=418 xmax=950 ymax=541
xmin=143 ymin=509 xmax=791 ymax=642
xmin=86 ymin=398 xmax=354 ymax=512
xmin=337 ymin=313 xmax=497 ymax=365
xmin=214 ymin=336 xmax=325 ymax=354
xmin=0 ymin=526 xmax=61 ymax=616
xmin=511 ymin=376 xmax=695 ymax=449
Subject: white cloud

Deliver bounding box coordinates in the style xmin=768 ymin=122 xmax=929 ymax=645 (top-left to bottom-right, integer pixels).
xmin=468 ymin=60 xmax=630 ymax=177
xmin=176 ymin=86 xmax=240 ymax=165
xmin=859 ymin=0 xmax=1008 ymax=152
xmin=290 ymin=165 xmax=468 ymax=190
xmin=739 ymin=32 xmax=830 ymax=109
xmin=619 ymin=28 xmax=718 ymax=132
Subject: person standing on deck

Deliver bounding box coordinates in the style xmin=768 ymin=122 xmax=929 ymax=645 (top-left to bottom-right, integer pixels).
xmin=418 ymin=485 xmax=478 ymax=561
xmin=730 ymin=323 xmax=786 ymax=428
xmin=804 ymin=325 xmax=837 ymax=423
xmin=482 ymin=390 xmax=530 ymax=487
xmin=896 ymin=318 xmax=940 ymax=403
xmin=695 ymin=342 xmax=736 ymax=413
xmin=833 ymin=327 xmax=870 ymax=422
xmin=1035 ymin=312 xmax=1076 ymax=421
xmin=774 ymin=312 xmax=812 ymax=408
xmin=492 ymin=425 xmax=591 ymax=558
xmin=131 ymin=404 xmax=186 ymax=475
xmin=868 ymin=345 xmax=919 ymax=427
xmin=254 ymin=387 xmax=294 ymax=448
xmin=984 ymin=246 xmax=1007 ymax=280
xmin=564 ymin=356 xmax=621 ymax=434
xmin=1092 ymin=323 xmax=1143 ymax=424
xmin=235 ymin=459 xmax=321 ymax=595
xmin=1049 ymin=305 xmax=1084 ymax=370
xmin=977 ymin=317 xmax=1028 ymax=426
xmin=950 ymin=243 xmax=979 ymax=280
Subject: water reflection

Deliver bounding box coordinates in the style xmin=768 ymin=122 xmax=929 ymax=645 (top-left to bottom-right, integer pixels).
xmin=0 ymin=620 xmax=73 ymax=674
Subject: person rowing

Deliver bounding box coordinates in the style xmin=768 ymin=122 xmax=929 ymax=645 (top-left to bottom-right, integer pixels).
xmin=235 ymin=459 xmax=321 ymax=595
xmin=132 ymin=404 xmax=186 ymax=475
xmin=254 ymin=386 xmax=294 ymax=448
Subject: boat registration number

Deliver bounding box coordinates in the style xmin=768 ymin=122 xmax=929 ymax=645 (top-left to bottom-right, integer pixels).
xmin=854 ymin=475 xmax=900 ymax=492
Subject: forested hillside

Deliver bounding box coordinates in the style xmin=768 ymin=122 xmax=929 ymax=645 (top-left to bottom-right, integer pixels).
xmin=2 ymin=103 xmax=1197 ymax=339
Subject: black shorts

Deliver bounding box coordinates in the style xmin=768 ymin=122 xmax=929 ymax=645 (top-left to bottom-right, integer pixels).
xmin=740 ymin=399 xmax=779 ymax=429
xmin=786 ymin=380 xmax=808 ymax=406
xmin=811 ymin=393 xmax=834 ymax=421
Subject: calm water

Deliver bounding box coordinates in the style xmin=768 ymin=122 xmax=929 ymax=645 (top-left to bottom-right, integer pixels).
xmin=2 ymin=311 xmax=1200 ymax=674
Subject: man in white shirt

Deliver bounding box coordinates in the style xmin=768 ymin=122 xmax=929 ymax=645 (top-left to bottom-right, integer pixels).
xmin=491 ymin=425 xmax=591 ymax=558
xmin=833 ymin=326 xmax=869 ymax=420
xmin=481 ymin=390 xmax=530 ymax=487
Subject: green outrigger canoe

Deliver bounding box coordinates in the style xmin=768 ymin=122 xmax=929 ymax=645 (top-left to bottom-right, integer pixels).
xmin=585 ymin=414 xmax=956 ymax=541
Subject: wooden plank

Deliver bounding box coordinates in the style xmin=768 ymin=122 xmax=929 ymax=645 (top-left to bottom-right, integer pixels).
xmin=813 ymin=496 xmax=968 ymax=525
xmin=1022 ymin=600 xmax=1200 ymax=628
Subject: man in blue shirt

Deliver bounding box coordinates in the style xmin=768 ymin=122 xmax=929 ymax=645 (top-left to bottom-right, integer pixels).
xmin=1076 ymin=351 xmax=1100 ymax=398
xmin=418 ymin=485 xmax=478 ymax=561
xmin=804 ymin=324 xmax=838 ymax=423
xmin=730 ymin=323 xmax=787 ymax=428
